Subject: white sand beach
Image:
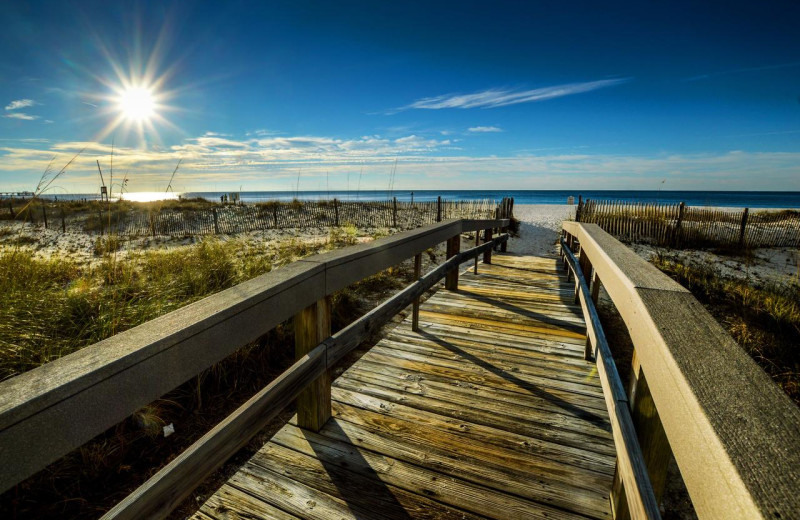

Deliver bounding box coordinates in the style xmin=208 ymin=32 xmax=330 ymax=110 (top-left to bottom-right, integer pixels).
xmin=507 ymin=204 xmax=576 ymax=257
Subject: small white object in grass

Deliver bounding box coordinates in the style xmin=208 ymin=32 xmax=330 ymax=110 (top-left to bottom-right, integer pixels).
xmin=163 ymin=423 xmax=175 ymax=437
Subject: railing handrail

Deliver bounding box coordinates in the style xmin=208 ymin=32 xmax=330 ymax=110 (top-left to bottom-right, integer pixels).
xmin=562 ymin=221 xmax=800 ymax=520
xmin=0 ymin=217 xmax=508 ymax=494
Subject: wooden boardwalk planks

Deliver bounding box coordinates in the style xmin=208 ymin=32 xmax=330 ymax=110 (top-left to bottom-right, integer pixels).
xmin=193 ymin=253 xmax=615 ymax=520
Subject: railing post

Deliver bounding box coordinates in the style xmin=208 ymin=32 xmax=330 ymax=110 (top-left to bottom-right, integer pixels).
xmin=474 ymin=230 xmax=480 ymax=274
xmin=445 ymin=234 xmax=461 ymax=290
xmin=483 ymin=227 xmax=493 ymax=264
xmin=412 ymin=253 xmax=422 ymax=332
xmin=294 ymin=297 xmax=332 ymax=432
xmin=612 ymin=349 xmax=671 ymax=519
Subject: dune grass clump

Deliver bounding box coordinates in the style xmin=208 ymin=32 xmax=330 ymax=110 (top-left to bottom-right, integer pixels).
xmin=651 ymin=253 xmax=800 ymax=404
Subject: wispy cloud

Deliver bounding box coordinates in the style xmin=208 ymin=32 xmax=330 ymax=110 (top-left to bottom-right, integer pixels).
xmin=0 ymin=133 xmax=797 ymax=192
xmin=683 ymin=61 xmax=800 ymax=82
xmin=3 ymin=112 xmax=39 ymax=121
xmin=468 ymin=126 xmax=502 ymax=133
xmin=5 ymin=99 xmax=36 ymax=111
xmin=393 ymin=78 xmax=629 ymax=112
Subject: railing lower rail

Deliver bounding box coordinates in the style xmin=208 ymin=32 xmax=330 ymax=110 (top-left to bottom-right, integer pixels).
xmin=561 ymin=237 xmax=660 ymax=520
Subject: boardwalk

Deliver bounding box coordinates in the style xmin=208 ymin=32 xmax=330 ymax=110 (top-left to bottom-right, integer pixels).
xmin=192 ymin=253 xmax=615 ymax=520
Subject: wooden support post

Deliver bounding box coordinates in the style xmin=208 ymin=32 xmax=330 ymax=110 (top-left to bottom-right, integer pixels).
xmin=483 ymin=228 xmax=493 ymax=264
xmin=412 ymin=253 xmax=422 ymax=332
xmin=612 ymin=349 xmax=671 ymax=519
xmin=294 ymin=297 xmax=332 ymax=432
xmin=436 ymin=196 xmax=442 ymax=222
xmin=445 ymin=234 xmax=460 ymax=290
xmin=474 ymin=230 xmax=480 ymax=274
xmin=392 ymin=197 xmax=397 ymax=228
xmin=42 ymin=204 xmax=48 ymax=229
xmin=212 ymin=207 xmax=219 ymax=234
xmin=60 ymin=207 xmax=66 ymax=233
xmin=738 ymin=207 xmax=749 ymax=248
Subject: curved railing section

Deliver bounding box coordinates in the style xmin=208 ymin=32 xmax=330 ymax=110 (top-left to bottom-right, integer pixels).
xmin=561 ymin=221 xmax=800 ymax=520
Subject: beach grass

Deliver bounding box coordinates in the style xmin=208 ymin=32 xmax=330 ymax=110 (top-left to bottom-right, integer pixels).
xmin=651 ymin=253 xmax=800 ymax=404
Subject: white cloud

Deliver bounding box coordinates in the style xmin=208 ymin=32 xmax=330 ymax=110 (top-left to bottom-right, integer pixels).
xmin=0 ymin=132 xmax=797 ymax=192
xmin=3 ymin=112 xmax=39 ymax=120
xmin=468 ymin=126 xmax=502 ymax=133
xmin=397 ymin=79 xmax=629 ymax=111
xmin=5 ymin=99 xmax=36 ymax=111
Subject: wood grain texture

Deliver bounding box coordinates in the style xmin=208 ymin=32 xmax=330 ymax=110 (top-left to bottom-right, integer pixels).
xmin=192 ymin=252 xmax=615 ymax=520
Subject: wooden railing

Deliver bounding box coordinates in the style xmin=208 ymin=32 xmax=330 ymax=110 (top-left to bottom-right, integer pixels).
xmin=0 ymin=217 xmax=508 ymax=518
xmin=561 ymin=221 xmax=800 ymax=520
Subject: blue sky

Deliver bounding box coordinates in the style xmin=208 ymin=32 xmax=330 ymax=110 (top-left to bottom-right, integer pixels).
xmin=1 ymin=1 xmax=799 ymax=194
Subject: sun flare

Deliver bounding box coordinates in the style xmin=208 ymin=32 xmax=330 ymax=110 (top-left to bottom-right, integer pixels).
xmin=118 ymin=86 xmax=156 ymax=122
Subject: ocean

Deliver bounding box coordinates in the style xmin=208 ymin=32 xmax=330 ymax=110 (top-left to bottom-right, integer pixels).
xmin=179 ymin=190 xmax=800 ymax=208
xmin=15 ymin=190 xmax=800 ymax=209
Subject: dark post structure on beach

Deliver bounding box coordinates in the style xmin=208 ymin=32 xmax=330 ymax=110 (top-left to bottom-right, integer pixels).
xmin=333 ymin=198 xmax=340 ymax=227
xmin=41 ymin=204 xmax=48 ymax=229
xmin=8 ymin=202 xmax=14 ymax=219
xmin=576 ymin=195 xmax=583 ymax=222
xmin=738 ymin=207 xmax=749 ymax=248
xmin=294 ymin=296 xmax=332 ymax=431
xmin=436 ymin=196 xmax=442 ymax=222
xmin=60 ymin=207 xmax=66 ymax=233
xmin=212 ymin=207 xmax=220 ymax=234
xmin=673 ymin=202 xmax=686 ymax=247
xmin=392 ymin=197 xmax=397 ymax=228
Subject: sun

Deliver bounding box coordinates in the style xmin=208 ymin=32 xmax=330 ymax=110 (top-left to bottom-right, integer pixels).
xmin=118 ymin=86 xmax=156 ymax=122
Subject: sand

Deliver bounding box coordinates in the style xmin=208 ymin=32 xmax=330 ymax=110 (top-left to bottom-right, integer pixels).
xmin=506 ymin=204 xmax=576 ymax=257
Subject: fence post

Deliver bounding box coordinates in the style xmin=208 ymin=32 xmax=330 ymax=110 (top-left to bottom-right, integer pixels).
xmin=445 ymin=234 xmax=461 ymax=290
xmin=392 ymin=197 xmax=397 ymax=228
xmin=294 ymin=297 xmax=332 ymax=432
xmin=8 ymin=202 xmax=14 ymax=219
xmin=436 ymin=196 xmax=442 ymax=222
xmin=333 ymin=198 xmax=339 ymax=227
xmin=673 ymin=202 xmax=685 ymax=247
xmin=576 ymin=196 xmax=583 ymax=222
xmin=60 ymin=207 xmax=66 ymax=233
xmin=212 ymin=207 xmax=219 ymax=234
xmin=738 ymin=207 xmax=749 ymax=248
xmin=500 ymin=197 xmax=509 ymax=252
xmin=412 ymin=254 xmax=422 ymax=332
xmin=42 ymin=204 xmax=48 ymax=229
xmin=483 ymin=227 xmax=493 ymax=264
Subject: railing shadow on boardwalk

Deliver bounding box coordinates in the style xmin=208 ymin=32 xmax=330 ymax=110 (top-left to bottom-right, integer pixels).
xmin=458 ymin=288 xmax=583 ymax=325
xmin=418 ymin=330 xmax=609 ymax=429
xmin=305 ymin=422 xmax=414 ymax=520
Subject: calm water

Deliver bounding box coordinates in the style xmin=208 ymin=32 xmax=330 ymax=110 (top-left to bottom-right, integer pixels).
xmin=19 ymin=190 xmax=800 ymax=209
xmin=184 ymin=190 xmax=800 ymax=208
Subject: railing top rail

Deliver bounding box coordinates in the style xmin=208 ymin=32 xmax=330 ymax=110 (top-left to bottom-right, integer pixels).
xmin=561 ymin=221 xmax=800 ymax=520
xmin=0 ymin=217 xmax=507 ymax=493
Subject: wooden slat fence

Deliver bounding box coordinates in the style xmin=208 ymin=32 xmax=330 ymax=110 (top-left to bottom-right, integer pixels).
xmin=78 ymin=198 xmax=501 ymax=237
xmin=577 ymin=199 xmax=800 ymax=248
